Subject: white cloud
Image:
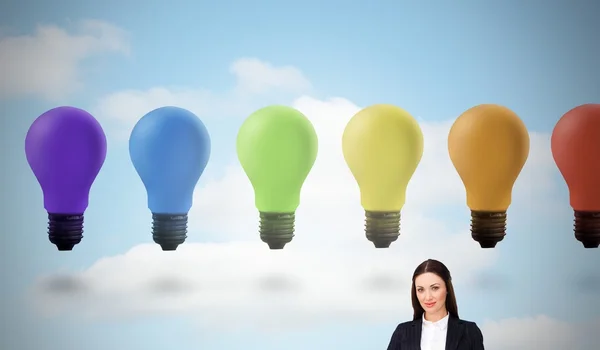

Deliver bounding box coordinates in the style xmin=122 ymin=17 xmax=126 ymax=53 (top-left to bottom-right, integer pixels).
xmin=230 ymin=57 xmax=311 ymax=94
xmin=33 ymin=237 xmax=493 ymax=331
xmin=0 ymin=20 xmax=130 ymax=100
xmin=95 ymin=86 xmax=215 ymax=122
xmin=92 ymin=58 xmax=312 ymax=140
xmin=482 ymin=315 xmax=600 ymax=350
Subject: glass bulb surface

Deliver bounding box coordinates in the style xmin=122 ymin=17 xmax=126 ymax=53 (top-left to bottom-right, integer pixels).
xmin=551 ymin=103 xmax=600 ymax=248
xmin=552 ymin=104 xmax=600 ymax=211
xmin=236 ymin=105 xmax=318 ymax=249
xmin=129 ymin=106 xmax=211 ymax=250
xmin=25 ymin=106 xmax=107 ymax=250
xmin=448 ymin=104 xmax=529 ymax=248
xmin=342 ymin=104 xmax=424 ymax=248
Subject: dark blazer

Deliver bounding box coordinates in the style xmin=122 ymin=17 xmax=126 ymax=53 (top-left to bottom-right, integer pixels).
xmin=387 ymin=316 xmax=484 ymax=350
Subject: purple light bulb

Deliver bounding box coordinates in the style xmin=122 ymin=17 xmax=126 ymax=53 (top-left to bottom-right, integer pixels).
xmin=25 ymin=106 xmax=107 ymax=251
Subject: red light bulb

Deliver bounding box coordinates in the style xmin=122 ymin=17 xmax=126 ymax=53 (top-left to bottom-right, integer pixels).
xmin=551 ymin=103 xmax=600 ymax=248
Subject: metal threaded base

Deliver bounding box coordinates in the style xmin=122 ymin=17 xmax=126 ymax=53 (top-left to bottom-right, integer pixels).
xmin=574 ymin=211 xmax=600 ymax=248
xmin=365 ymin=211 xmax=401 ymax=248
xmin=259 ymin=212 xmax=295 ymax=249
xmin=470 ymin=211 xmax=506 ymax=248
xmin=48 ymin=213 xmax=84 ymax=251
xmin=152 ymin=213 xmax=188 ymax=251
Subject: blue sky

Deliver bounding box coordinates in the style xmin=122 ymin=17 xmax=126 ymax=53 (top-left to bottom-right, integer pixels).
xmin=1 ymin=1 xmax=600 ymax=349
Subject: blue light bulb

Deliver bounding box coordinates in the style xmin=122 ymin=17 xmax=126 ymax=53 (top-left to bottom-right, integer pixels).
xmin=129 ymin=106 xmax=211 ymax=251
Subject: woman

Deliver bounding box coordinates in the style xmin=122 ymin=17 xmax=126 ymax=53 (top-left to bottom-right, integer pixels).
xmin=387 ymin=259 xmax=484 ymax=350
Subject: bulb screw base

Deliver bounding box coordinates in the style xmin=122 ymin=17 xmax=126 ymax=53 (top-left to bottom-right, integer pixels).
xmin=574 ymin=211 xmax=600 ymax=248
xmin=152 ymin=213 xmax=188 ymax=251
xmin=259 ymin=212 xmax=295 ymax=249
xmin=365 ymin=211 xmax=401 ymax=248
xmin=48 ymin=213 xmax=84 ymax=251
xmin=470 ymin=211 xmax=506 ymax=248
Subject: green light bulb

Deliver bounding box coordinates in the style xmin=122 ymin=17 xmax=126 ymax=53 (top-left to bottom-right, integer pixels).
xmin=236 ymin=105 xmax=318 ymax=249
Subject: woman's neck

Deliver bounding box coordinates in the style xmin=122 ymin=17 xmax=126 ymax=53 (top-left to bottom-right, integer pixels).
xmin=424 ymin=309 xmax=448 ymax=322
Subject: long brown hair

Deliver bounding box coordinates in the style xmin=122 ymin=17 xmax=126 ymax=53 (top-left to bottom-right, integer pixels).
xmin=411 ymin=259 xmax=459 ymax=320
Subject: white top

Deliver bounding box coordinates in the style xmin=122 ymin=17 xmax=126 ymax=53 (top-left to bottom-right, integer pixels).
xmin=420 ymin=312 xmax=449 ymax=350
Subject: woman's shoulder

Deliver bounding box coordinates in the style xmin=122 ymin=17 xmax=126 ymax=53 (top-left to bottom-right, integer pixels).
xmin=456 ymin=318 xmax=484 ymax=336
xmin=457 ymin=318 xmax=484 ymax=343
xmin=393 ymin=319 xmax=418 ymax=331
xmin=456 ymin=318 xmax=481 ymax=327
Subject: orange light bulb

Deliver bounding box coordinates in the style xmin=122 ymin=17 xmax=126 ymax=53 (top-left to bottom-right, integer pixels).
xmin=551 ymin=103 xmax=600 ymax=248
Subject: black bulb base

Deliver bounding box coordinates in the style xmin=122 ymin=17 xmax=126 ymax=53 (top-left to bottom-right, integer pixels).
xmin=259 ymin=212 xmax=295 ymax=249
xmin=365 ymin=211 xmax=401 ymax=248
xmin=470 ymin=211 xmax=506 ymax=248
xmin=152 ymin=213 xmax=188 ymax=251
xmin=574 ymin=211 xmax=600 ymax=248
xmin=48 ymin=213 xmax=84 ymax=251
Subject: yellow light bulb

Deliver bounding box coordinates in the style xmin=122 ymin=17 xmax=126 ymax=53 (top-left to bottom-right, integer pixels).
xmin=342 ymin=104 xmax=424 ymax=248
xmin=448 ymin=104 xmax=530 ymax=248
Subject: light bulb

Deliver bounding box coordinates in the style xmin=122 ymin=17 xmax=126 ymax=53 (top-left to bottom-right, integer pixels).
xmin=129 ymin=106 xmax=211 ymax=251
xmin=342 ymin=104 xmax=424 ymax=248
xmin=551 ymin=103 xmax=600 ymax=248
xmin=448 ymin=104 xmax=529 ymax=248
xmin=236 ymin=105 xmax=318 ymax=249
xmin=25 ymin=106 xmax=107 ymax=251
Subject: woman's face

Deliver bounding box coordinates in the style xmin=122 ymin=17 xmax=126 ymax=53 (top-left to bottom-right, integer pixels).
xmin=414 ymin=272 xmax=447 ymax=316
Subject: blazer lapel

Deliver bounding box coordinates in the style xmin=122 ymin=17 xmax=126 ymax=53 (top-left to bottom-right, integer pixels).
xmin=445 ymin=317 xmax=465 ymax=350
